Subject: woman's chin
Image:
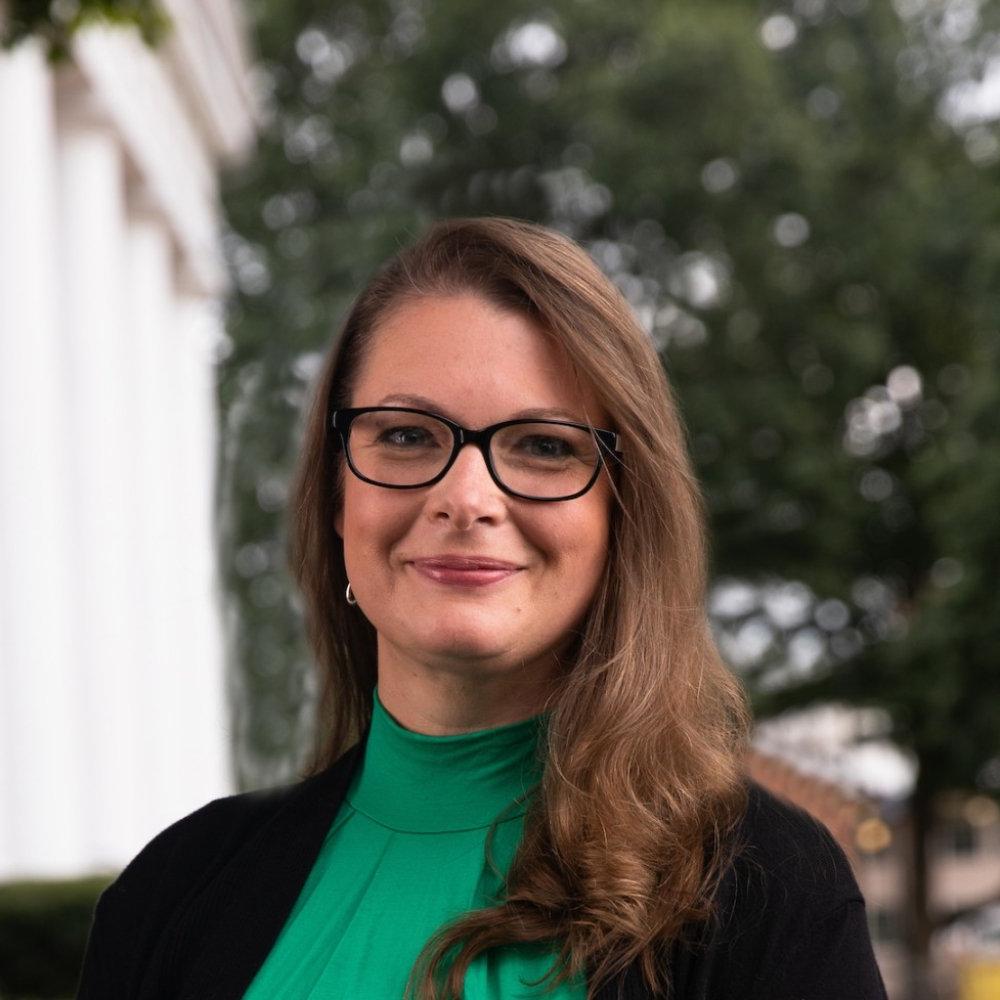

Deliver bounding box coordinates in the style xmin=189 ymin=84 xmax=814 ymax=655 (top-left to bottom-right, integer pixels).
xmin=408 ymin=621 xmax=528 ymax=672
xmin=424 ymin=634 xmax=512 ymax=667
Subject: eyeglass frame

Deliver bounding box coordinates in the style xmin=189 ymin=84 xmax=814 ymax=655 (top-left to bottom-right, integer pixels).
xmin=331 ymin=406 xmax=622 ymax=502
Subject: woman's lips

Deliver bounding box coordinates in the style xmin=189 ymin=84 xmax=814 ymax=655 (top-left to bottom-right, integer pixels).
xmin=409 ymin=557 xmax=522 ymax=587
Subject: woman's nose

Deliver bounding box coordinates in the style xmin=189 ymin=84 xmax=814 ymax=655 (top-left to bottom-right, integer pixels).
xmin=424 ymin=443 xmax=506 ymax=528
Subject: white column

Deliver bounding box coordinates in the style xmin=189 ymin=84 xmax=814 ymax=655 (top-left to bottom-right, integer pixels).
xmin=122 ymin=193 xmax=183 ymax=842
xmin=0 ymin=41 xmax=88 ymax=877
xmin=54 ymin=74 xmax=147 ymax=868
xmin=123 ymin=197 xmax=231 ymax=842
xmin=170 ymin=294 xmax=232 ymax=809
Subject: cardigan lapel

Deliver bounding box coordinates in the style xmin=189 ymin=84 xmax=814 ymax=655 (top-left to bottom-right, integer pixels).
xmin=163 ymin=744 xmax=363 ymax=1000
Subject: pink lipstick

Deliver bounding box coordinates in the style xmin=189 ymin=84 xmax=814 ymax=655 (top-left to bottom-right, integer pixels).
xmin=409 ymin=556 xmax=522 ymax=587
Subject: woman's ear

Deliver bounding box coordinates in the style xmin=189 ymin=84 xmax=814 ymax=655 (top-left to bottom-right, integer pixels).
xmin=334 ymin=507 xmax=344 ymax=539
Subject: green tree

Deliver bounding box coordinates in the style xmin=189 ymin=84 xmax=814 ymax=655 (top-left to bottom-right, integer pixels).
xmin=220 ymin=1 xmax=1000 ymax=988
xmin=2 ymin=0 xmax=169 ymax=59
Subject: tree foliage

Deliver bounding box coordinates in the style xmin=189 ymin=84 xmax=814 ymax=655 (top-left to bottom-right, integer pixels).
xmin=219 ymin=0 xmax=1000 ymax=809
xmin=1 ymin=0 xmax=169 ymax=59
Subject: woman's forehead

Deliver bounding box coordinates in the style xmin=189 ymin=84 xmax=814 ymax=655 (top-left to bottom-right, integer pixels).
xmin=351 ymin=293 xmax=609 ymax=425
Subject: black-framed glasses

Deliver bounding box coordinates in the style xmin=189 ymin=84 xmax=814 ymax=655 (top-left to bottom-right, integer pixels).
xmin=331 ymin=406 xmax=621 ymax=501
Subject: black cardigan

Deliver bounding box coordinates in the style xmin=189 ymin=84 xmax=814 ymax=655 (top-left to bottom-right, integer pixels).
xmin=76 ymin=742 xmax=887 ymax=999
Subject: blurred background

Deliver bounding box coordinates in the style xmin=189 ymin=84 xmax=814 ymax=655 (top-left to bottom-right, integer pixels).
xmin=1 ymin=0 xmax=999 ymax=997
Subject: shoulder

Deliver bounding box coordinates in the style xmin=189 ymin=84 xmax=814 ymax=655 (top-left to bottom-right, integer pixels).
xmin=726 ymin=779 xmax=864 ymax=913
xmin=106 ymin=744 xmax=361 ymax=902
xmin=77 ymin=746 xmax=362 ymax=998
xmin=107 ymin=772 xmax=313 ymax=897
xmin=672 ymin=780 xmax=886 ymax=999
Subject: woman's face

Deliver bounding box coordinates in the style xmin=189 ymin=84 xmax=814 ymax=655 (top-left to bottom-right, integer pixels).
xmin=336 ymin=293 xmax=612 ymax=690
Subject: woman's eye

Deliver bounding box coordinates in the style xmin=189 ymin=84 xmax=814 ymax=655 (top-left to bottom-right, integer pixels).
xmin=517 ymin=435 xmax=573 ymax=459
xmin=378 ymin=426 xmax=435 ymax=447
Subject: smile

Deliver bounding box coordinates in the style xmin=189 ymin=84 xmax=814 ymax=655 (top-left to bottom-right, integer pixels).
xmin=408 ymin=556 xmax=523 ymax=587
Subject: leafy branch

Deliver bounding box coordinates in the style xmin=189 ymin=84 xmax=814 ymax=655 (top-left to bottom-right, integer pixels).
xmin=1 ymin=0 xmax=169 ymax=60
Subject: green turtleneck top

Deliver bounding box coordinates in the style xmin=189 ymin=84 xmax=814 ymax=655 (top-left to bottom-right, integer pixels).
xmin=242 ymin=691 xmax=585 ymax=999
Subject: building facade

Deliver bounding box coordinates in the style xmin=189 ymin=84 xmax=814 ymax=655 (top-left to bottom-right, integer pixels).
xmin=0 ymin=0 xmax=255 ymax=879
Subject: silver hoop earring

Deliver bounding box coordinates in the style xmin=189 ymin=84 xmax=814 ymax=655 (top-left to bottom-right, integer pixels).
xmin=345 ymin=581 xmax=358 ymax=606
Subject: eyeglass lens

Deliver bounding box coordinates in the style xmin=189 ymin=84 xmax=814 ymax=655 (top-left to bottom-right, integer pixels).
xmin=346 ymin=410 xmax=600 ymax=498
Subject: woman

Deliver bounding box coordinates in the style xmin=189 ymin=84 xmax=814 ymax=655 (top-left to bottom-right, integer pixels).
xmin=77 ymin=218 xmax=886 ymax=999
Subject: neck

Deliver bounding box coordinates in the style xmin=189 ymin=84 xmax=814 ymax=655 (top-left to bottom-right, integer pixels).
xmin=376 ymin=643 xmax=559 ymax=736
xmin=349 ymin=690 xmax=546 ymax=833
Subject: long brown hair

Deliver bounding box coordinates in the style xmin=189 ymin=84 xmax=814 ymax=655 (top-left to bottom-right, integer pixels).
xmin=288 ymin=217 xmax=751 ymax=998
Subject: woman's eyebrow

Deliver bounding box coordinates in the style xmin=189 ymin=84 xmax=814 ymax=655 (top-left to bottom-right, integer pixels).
xmin=509 ymin=406 xmax=585 ymax=422
xmin=376 ymin=394 xmax=586 ymax=424
xmin=377 ymin=393 xmax=446 ymax=412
